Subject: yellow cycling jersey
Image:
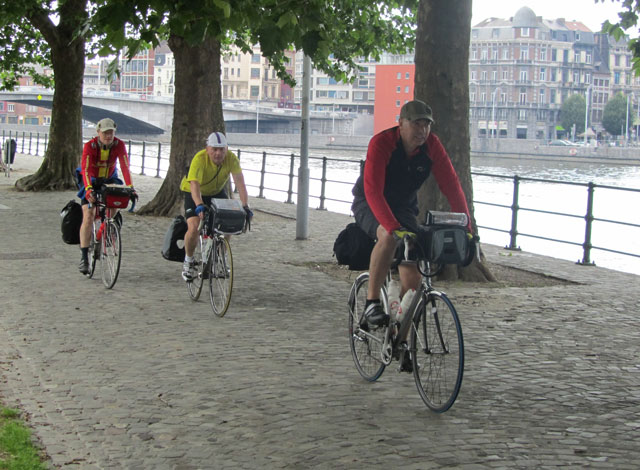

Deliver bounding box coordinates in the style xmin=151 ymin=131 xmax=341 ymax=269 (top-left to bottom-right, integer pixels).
xmin=180 ymin=149 xmax=242 ymax=196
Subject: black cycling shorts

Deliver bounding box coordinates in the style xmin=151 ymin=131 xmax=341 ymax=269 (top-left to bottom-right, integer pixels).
xmin=183 ymin=189 xmax=228 ymax=219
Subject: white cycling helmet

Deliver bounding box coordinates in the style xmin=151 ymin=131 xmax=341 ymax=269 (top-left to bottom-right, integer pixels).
xmin=206 ymin=132 xmax=227 ymax=148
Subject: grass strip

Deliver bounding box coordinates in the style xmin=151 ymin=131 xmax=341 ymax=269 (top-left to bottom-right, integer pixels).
xmin=0 ymin=407 xmax=47 ymax=470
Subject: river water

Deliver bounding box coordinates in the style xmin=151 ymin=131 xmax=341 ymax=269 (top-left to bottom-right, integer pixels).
xmin=224 ymin=145 xmax=640 ymax=277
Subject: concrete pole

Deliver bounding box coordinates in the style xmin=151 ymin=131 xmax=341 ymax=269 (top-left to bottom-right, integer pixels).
xmin=583 ymin=87 xmax=590 ymax=146
xmin=296 ymin=55 xmax=311 ymax=240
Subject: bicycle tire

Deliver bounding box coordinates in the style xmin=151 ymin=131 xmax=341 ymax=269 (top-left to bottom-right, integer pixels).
xmin=410 ymin=291 xmax=464 ymax=412
xmin=101 ymin=221 xmax=121 ymax=289
xmin=187 ymin=235 xmax=205 ymax=301
xmin=209 ymin=237 xmax=233 ymax=317
xmin=87 ymin=221 xmax=99 ymax=279
xmin=348 ymin=272 xmax=386 ymax=381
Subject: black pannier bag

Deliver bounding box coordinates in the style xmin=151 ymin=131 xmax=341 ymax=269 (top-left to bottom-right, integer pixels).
xmin=162 ymin=215 xmax=188 ymax=262
xmin=60 ymin=200 xmax=83 ymax=245
xmin=210 ymin=198 xmax=246 ymax=234
xmin=333 ymin=222 xmax=375 ymax=271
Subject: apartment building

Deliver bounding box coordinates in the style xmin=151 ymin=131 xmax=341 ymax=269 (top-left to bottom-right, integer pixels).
xmin=119 ymin=48 xmax=155 ymax=95
xmin=469 ymin=5 xmax=640 ymax=140
xmin=153 ymin=42 xmax=175 ymax=97
xmin=221 ymin=46 xmax=284 ymax=103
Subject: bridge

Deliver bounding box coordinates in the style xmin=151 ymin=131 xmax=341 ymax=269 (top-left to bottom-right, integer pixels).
xmin=0 ymin=87 xmax=356 ymax=136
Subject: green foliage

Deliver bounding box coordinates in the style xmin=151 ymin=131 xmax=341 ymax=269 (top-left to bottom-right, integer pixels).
xmin=600 ymin=0 xmax=640 ymax=75
xmin=560 ymin=94 xmax=586 ymax=136
xmin=602 ymin=92 xmax=631 ymax=136
xmin=0 ymin=407 xmax=47 ymax=470
xmin=89 ymin=0 xmax=419 ymax=86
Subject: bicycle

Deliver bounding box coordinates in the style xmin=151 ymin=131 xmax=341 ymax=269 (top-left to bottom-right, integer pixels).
xmin=186 ymin=198 xmax=249 ymax=317
xmin=86 ymin=183 xmax=137 ymax=289
xmin=348 ymin=211 xmax=477 ymax=413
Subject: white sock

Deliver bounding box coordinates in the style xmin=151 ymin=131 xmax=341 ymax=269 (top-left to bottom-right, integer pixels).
xmin=185 ymin=255 xmax=193 ymax=263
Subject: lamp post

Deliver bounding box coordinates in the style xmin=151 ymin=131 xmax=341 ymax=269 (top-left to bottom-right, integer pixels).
xmin=255 ymin=95 xmax=260 ymax=134
xmin=491 ymin=87 xmax=500 ymax=138
xmin=626 ymin=93 xmax=630 ymax=145
xmin=584 ymin=85 xmax=591 ymax=146
xmin=332 ymin=103 xmax=336 ymax=134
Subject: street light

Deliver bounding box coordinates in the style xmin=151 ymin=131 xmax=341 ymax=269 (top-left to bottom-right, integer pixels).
xmin=584 ymin=85 xmax=592 ymax=146
xmin=256 ymin=95 xmax=260 ymax=134
xmin=491 ymin=87 xmax=500 ymax=139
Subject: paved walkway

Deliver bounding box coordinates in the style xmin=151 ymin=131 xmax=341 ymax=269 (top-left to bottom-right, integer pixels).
xmin=0 ymin=155 xmax=639 ymax=469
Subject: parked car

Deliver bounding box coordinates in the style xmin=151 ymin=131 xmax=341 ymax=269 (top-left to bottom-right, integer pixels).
xmin=548 ymin=139 xmax=574 ymax=146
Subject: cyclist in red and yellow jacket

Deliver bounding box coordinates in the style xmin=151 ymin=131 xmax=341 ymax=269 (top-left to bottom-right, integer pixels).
xmin=77 ymin=118 xmax=135 ymax=274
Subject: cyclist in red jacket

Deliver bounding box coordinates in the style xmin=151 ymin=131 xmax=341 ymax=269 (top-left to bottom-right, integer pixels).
xmin=77 ymin=118 xmax=135 ymax=274
xmin=351 ymin=100 xmax=471 ymax=331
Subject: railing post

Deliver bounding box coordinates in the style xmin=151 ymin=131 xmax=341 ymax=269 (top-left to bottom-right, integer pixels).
xmin=258 ymin=151 xmax=267 ymax=198
xmin=505 ymin=175 xmax=522 ymax=251
xmin=28 ymin=132 xmax=32 ymax=154
xmin=155 ymin=142 xmax=162 ymax=177
xmin=141 ymin=141 xmax=146 ymax=175
xmin=21 ymin=131 xmax=25 ymax=153
xmin=286 ymin=153 xmax=295 ymax=204
xmin=578 ymin=182 xmax=596 ymax=266
xmin=36 ymin=132 xmax=39 ymax=156
xmin=318 ymin=156 xmax=328 ymax=210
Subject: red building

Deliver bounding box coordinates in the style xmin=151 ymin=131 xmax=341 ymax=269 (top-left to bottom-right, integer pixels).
xmin=373 ymin=64 xmax=415 ymax=134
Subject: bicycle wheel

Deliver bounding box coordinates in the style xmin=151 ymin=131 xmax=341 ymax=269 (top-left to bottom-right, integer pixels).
xmin=187 ymin=235 xmax=205 ymax=301
xmin=348 ymin=272 xmax=386 ymax=381
xmin=410 ymin=291 xmax=464 ymax=412
xmin=101 ymin=220 xmax=122 ymax=289
xmin=209 ymin=237 xmax=233 ymax=317
xmin=87 ymin=220 xmax=100 ymax=279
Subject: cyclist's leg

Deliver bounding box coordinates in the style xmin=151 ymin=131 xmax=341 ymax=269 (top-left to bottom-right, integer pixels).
xmin=79 ymin=200 xmax=95 ymax=274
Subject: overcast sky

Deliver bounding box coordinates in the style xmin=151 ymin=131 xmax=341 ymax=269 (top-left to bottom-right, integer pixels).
xmin=471 ymin=0 xmax=625 ymax=32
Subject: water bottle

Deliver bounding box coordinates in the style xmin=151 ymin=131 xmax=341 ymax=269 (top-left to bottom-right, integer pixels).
xmin=398 ymin=288 xmax=417 ymax=321
xmin=387 ymin=279 xmax=401 ymax=319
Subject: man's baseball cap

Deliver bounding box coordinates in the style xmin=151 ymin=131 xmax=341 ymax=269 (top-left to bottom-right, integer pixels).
xmin=96 ymin=118 xmax=117 ymax=131
xmin=206 ymin=132 xmax=227 ymax=148
xmin=400 ymin=100 xmax=435 ymax=124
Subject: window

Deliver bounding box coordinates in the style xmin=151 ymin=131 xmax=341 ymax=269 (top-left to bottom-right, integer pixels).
xmin=481 ymin=92 xmax=486 ymax=102
xmin=481 ymin=71 xmax=487 ymax=81
xmin=405 ymin=72 xmax=410 ymax=79
xmin=397 ymin=72 xmax=402 ymax=79
xmin=550 ymin=89 xmax=556 ymax=103
xmin=396 ymin=100 xmax=401 ymax=107
xmin=405 ymin=86 xmax=409 ymax=93
xmin=573 ymin=71 xmax=579 ymax=83
xmin=552 ymin=49 xmax=557 ymax=61
xmin=540 ymin=67 xmax=546 ymax=81
xmin=251 ymin=54 xmax=261 ymax=63
xmin=520 ymin=48 xmax=529 ymax=60
xmin=520 ymin=70 xmax=528 ymax=81
xmin=251 ymin=85 xmax=259 ymax=97
xmin=481 ymin=49 xmax=488 ymax=60
xmin=317 ymin=77 xmax=329 ymax=85
xmin=492 ymin=70 xmax=497 ymax=81
xmin=518 ymin=109 xmax=527 ymax=120
xmin=503 ymin=49 xmax=509 ymax=60
xmin=251 ymin=68 xmax=260 ymax=78
xmin=521 ymin=27 xmax=529 ymax=37
xmin=492 ymin=48 xmax=498 ymax=60
xmin=585 ymin=73 xmax=591 ymax=84
xmin=471 ymin=49 xmax=477 ymax=60
xmin=586 ymin=53 xmax=592 ymax=64
xmin=471 ymin=71 xmax=477 ymax=80
xmin=237 ymin=68 xmax=241 ymax=77
xmin=470 ymin=92 xmax=476 ymax=102
xmin=540 ymin=48 xmax=547 ymax=61
xmin=551 ymin=68 xmax=557 ymax=81
xmin=539 ymin=89 xmax=545 ymax=104
xmin=519 ymin=90 xmax=527 ymax=104
xmin=492 ymin=28 xmax=499 ymax=38
xmin=574 ymin=52 xmax=580 ymax=63
xmin=502 ymin=70 xmax=509 ymax=80
xmin=396 ymin=86 xmax=401 ymax=93
xmin=576 ymin=33 xmax=581 ymax=41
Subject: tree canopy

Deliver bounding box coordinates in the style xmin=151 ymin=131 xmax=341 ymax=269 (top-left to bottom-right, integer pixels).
xmin=600 ymin=0 xmax=640 ymax=75
xmin=560 ymin=94 xmax=587 ymax=137
xmin=602 ymin=92 xmax=631 ymax=136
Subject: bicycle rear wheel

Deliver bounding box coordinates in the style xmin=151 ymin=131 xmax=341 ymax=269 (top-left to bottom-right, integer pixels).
xmin=411 ymin=291 xmax=464 ymax=412
xmin=348 ymin=272 xmax=386 ymax=381
xmin=187 ymin=235 xmax=205 ymax=301
xmin=87 ymin=221 xmax=100 ymax=279
xmin=209 ymin=237 xmax=233 ymax=317
xmin=101 ymin=221 xmax=121 ymax=289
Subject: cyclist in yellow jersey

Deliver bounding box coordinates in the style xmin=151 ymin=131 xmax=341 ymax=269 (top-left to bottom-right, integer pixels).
xmin=179 ymin=131 xmax=252 ymax=281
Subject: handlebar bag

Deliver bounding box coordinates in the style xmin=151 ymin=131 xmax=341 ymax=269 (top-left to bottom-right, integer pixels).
xmin=101 ymin=184 xmax=133 ymax=209
xmin=210 ymin=198 xmax=246 ymax=234
xmin=419 ymin=225 xmax=469 ymax=265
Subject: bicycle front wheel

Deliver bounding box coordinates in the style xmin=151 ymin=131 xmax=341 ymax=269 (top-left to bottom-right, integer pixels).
xmin=411 ymin=291 xmax=464 ymax=412
xmin=348 ymin=272 xmax=386 ymax=381
xmin=101 ymin=221 xmax=122 ymax=289
xmin=209 ymin=237 xmax=233 ymax=317
xmin=187 ymin=235 xmax=205 ymax=301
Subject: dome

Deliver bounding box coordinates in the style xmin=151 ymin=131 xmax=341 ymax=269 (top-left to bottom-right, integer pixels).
xmin=513 ymin=6 xmax=538 ymax=28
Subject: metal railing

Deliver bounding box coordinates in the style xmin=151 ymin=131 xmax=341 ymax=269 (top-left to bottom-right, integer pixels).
xmin=4 ymin=128 xmax=639 ymax=265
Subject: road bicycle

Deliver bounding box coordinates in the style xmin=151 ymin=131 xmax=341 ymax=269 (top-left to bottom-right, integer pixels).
xmin=86 ymin=183 xmax=137 ymax=289
xmin=348 ymin=212 xmax=476 ymax=412
xmin=186 ymin=200 xmax=249 ymax=317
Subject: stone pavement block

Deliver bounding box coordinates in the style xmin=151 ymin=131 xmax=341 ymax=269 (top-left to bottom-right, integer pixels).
xmin=0 ymin=154 xmax=639 ymax=469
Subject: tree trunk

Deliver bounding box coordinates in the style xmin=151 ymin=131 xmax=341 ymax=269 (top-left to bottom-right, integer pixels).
xmin=15 ymin=0 xmax=86 ymax=192
xmin=137 ymin=34 xmax=225 ymax=216
xmin=414 ymin=0 xmax=495 ymax=281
